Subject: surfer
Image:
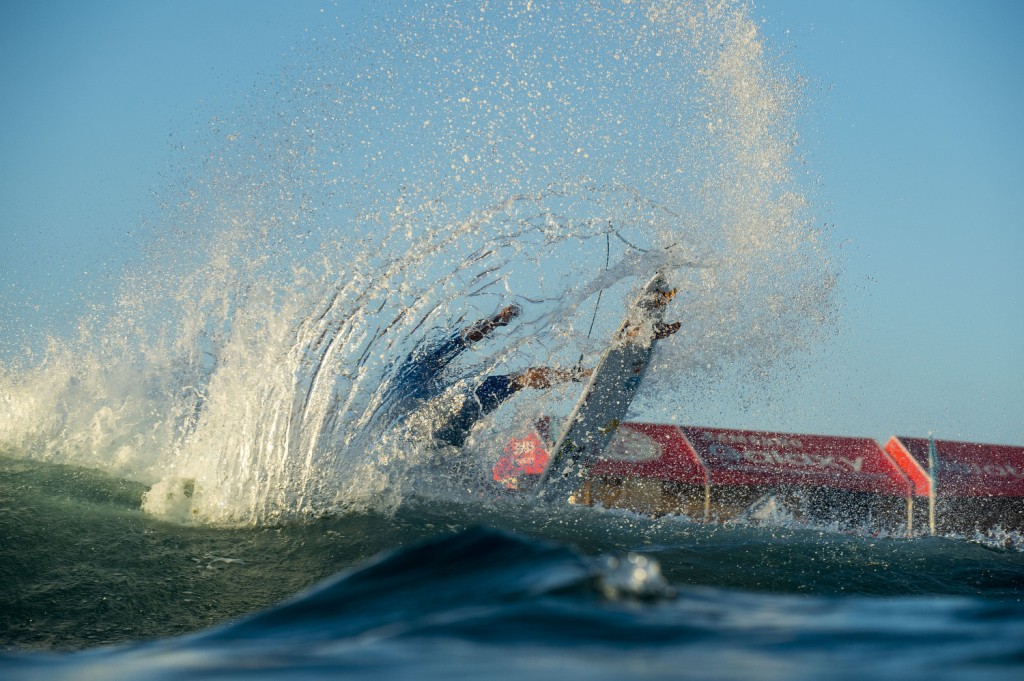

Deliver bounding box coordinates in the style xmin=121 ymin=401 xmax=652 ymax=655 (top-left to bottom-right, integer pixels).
xmin=384 ymin=299 xmax=680 ymax=452
xmin=384 ymin=304 xmax=592 ymax=449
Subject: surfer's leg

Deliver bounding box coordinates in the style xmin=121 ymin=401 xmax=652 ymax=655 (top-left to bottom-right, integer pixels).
xmin=431 ymin=374 xmax=523 ymax=449
xmin=382 ymin=305 xmax=522 ymax=429
xmin=402 ymin=303 xmax=522 ymax=387
xmin=383 ymin=333 xmax=470 ymax=419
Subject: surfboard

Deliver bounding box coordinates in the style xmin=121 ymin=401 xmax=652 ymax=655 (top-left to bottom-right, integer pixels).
xmin=534 ymin=271 xmax=675 ymax=500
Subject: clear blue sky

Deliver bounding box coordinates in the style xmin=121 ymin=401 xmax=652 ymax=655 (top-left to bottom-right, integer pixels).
xmin=1 ymin=1 xmax=1021 ymax=446
xmin=752 ymin=0 xmax=1024 ymax=446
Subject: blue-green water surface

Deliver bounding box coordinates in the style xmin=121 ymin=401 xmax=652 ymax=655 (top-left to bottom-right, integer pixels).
xmin=3 ymin=454 xmax=1023 ymax=680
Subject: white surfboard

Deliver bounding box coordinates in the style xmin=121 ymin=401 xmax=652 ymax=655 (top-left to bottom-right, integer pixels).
xmin=534 ymin=271 xmax=675 ymax=500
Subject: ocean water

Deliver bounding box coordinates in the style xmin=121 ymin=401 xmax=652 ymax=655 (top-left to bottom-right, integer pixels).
xmin=3 ymin=456 xmax=1024 ymax=680
xmin=2 ymin=1 xmax=1022 ymax=679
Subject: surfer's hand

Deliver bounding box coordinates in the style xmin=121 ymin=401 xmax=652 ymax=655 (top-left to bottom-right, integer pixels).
xmin=496 ymin=303 xmax=522 ymax=325
xmin=462 ymin=303 xmax=522 ymax=342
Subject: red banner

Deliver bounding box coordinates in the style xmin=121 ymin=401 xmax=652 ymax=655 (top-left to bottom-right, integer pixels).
xmin=590 ymin=422 xmax=706 ymax=485
xmin=680 ymin=426 xmax=912 ymax=496
xmin=887 ymin=437 xmax=1024 ymax=498
xmin=502 ymin=423 xmax=1024 ymax=502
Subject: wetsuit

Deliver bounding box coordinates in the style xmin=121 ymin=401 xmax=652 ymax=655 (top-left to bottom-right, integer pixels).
xmin=431 ymin=374 xmax=521 ymax=448
xmin=384 ymin=331 xmax=522 ymax=448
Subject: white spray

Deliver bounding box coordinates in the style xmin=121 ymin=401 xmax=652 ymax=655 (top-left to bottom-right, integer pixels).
xmin=0 ymin=1 xmax=835 ymax=525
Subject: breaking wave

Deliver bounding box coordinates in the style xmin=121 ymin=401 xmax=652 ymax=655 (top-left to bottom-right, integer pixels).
xmin=0 ymin=0 xmax=835 ymax=525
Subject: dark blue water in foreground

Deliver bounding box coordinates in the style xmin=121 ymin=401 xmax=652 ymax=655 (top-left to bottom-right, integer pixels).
xmin=3 ymin=456 xmax=1024 ymax=680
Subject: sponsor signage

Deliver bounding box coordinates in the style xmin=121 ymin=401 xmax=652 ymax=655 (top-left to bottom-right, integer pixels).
xmin=589 ymin=422 xmax=706 ymax=485
xmin=589 ymin=423 xmax=912 ymax=497
xmin=887 ymin=437 xmax=1024 ymax=498
xmin=681 ymin=426 xmax=912 ymax=496
xmin=519 ymin=423 xmax=1024 ymax=502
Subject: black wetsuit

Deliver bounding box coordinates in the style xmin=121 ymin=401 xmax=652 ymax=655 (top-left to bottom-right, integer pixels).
xmin=384 ymin=331 xmax=521 ymax=448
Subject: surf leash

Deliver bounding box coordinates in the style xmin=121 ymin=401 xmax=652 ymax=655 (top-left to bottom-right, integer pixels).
xmin=577 ymin=229 xmax=611 ymax=369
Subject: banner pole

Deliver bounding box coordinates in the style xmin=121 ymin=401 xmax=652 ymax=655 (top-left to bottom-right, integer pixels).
xmin=928 ymin=433 xmax=937 ymax=536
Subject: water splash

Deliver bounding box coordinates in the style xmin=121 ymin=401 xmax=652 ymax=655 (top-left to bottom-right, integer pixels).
xmin=0 ymin=1 xmax=835 ymax=525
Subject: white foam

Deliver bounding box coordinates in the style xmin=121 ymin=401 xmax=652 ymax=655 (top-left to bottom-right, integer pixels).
xmin=1 ymin=1 xmax=835 ymax=525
